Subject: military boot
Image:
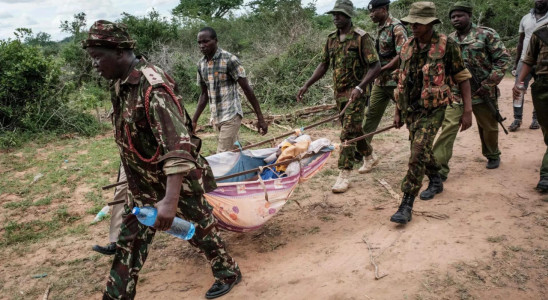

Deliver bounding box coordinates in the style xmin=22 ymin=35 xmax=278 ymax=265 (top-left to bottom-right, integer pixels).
xmin=358 ymin=152 xmax=379 ymax=174
xmin=420 ymin=173 xmax=444 ymax=200
xmin=537 ymin=177 xmax=548 ymax=192
xmin=390 ymin=193 xmax=414 ymax=224
xmin=332 ymin=169 xmax=352 ymax=193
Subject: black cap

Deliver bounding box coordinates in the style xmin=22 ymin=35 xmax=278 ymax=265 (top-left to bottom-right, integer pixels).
xmin=368 ymin=0 xmax=390 ymax=10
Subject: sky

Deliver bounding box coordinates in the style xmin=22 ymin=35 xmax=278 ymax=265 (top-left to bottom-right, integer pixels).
xmin=0 ymin=0 xmax=370 ymax=41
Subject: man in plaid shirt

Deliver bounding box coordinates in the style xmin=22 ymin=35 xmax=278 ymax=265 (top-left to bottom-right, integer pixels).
xmin=192 ymin=27 xmax=268 ymax=153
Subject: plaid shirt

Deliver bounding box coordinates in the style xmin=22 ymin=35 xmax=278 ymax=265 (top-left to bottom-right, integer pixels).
xmin=197 ymin=48 xmax=245 ymax=124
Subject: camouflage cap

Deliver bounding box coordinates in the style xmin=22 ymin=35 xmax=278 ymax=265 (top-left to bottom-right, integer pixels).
xmin=401 ymin=2 xmax=441 ymax=25
xmin=368 ymin=0 xmax=390 ymax=10
xmin=81 ymin=20 xmax=136 ymax=50
xmin=449 ymin=2 xmax=473 ymax=17
xmin=326 ymin=0 xmax=355 ymax=18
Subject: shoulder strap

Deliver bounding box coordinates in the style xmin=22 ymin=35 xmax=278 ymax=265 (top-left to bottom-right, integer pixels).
xmin=142 ymin=65 xmax=165 ymax=87
xmin=428 ymin=34 xmax=448 ymax=60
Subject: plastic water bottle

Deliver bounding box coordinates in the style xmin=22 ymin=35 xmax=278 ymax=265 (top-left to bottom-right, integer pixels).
xmin=91 ymin=206 xmax=109 ymax=224
xmin=132 ymin=207 xmax=195 ymax=240
xmin=514 ymin=82 xmax=525 ymax=108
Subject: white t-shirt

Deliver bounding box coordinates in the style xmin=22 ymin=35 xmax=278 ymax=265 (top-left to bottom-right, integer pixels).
xmin=519 ymin=9 xmax=548 ymax=60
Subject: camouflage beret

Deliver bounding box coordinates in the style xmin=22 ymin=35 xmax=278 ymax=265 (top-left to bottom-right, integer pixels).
xmin=81 ymin=20 xmax=136 ymax=50
xmin=449 ymin=2 xmax=473 ymax=17
xmin=368 ymin=0 xmax=390 ymax=10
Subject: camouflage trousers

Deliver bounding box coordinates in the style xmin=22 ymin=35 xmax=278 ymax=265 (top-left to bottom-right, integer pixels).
xmin=103 ymin=194 xmax=241 ymax=300
xmin=401 ymin=107 xmax=446 ymax=196
xmin=338 ymin=95 xmax=373 ymax=170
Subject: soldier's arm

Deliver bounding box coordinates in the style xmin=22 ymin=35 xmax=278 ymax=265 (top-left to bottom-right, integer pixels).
xmin=518 ymin=34 xmax=540 ymax=82
xmin=381 ymin=25 xmax=408 ymax=72
xmin=148 ymin=87 xmax=198 ymax=173
xmin=447 ymin=40 xmax=473 ymax=131
xmin=483 ymin=30 xmax=511 ymax=88
xmin=357 ymin=34 xmax=381 ymax=90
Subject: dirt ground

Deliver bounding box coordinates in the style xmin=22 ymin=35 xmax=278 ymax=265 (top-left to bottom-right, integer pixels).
xmin=1 ymin=77 xmax=548 ymax=300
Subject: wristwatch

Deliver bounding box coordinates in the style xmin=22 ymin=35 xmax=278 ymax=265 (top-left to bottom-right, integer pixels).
xmin=355 ymin=86 xmax=364 ymax=94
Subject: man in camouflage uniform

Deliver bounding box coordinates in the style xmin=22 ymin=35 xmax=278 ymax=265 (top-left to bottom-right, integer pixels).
xmin=82 ymin=20 xmax=241 ymax=300
xmin=391 ymin=2 xmax=473 ymax=224
xmin=429 ymin=2 xmax=511 ymax=187
xmin=361 ymin=0 xmax=408 ymax=173
xmin=513 ymin=23 xmax=548 ymax=192
xmin=297 ymin=0 xmax=381 ymax=193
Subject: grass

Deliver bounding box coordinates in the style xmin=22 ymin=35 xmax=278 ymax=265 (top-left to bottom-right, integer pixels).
xmin=487 ymin=235 xmax=507 ymax=243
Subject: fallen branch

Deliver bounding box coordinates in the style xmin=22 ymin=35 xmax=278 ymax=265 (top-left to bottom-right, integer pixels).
xmin=362 ymin=236 xmax=388 ymax=280
xmin=43 ymin=285 xmax=51 ymax=300
xmin=377 ymin=179 xmax=400 ymax=200
xmin=414 ymin=210 xmax=449 ymax=220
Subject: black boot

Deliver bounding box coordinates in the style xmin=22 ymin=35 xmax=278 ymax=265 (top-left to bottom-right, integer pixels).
xmin=420 ymin=173 xmax=444 ymax=200
xmin=537 ymin=177 xmax=548 ymax=192
xmin=390 ymin=193 xmax=414 ymax=224
xmin=486 ymin=158 xmax=501 ymax=169
xmin=205 ymin=275 xmax=242 ymax=299
xmin=92 ymin=242 xmax=116 ymax=255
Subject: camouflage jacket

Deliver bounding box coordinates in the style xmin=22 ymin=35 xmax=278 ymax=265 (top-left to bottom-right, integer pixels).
xmin=449 ymin=24 xmax=511 ymax=104
xmin=112 ymin=58 xmax=217 ymax=207
xmin=374 ymin=15 xmax=408 ymax=87
xmin=523 ymin=24 xmax=548 ymax=76
xmin=321 ymin=25 xmax=379 ymax=98
xmin=395 ymin=31 xmax=471 ymax=112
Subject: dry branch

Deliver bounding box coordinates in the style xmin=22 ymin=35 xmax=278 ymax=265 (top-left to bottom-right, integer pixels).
xmin=362 ymin=236 xmax=388 ymax=280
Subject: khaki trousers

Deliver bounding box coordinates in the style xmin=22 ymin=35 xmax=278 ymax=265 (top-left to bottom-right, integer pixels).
xmin=215 ymin=114 xmax=242 ymax=153
xmin=109 ymin=165 xmax=127 ymax=243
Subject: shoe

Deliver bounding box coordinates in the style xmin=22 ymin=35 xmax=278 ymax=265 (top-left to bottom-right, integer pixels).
xmin=205 ymin=275 xmax=242 ymax=299
xmin=530 ymin=118 xmax=540 ymax=130
xmin=358 ymin=152 xmax=379 ymax=174
xmin=508 ymin=119 xmax=522 ymax=132
xmin=92 ymin=242 xmax=117 ymax=255
xmin=419 ymin=173 xmax=444 ymax=200
xmin=537 ymin=177 xmax=548 ymax=192
xmin=332 ymin=169 xmax=352 ymax=193
xmin=486 ymin=158 xmax=501 ymax=169
xmin=390 ymin=193 xmax=415 ymax=224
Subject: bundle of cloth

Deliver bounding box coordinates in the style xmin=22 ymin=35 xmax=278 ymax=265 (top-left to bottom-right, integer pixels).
xmin=260 ymin=134 xmax=332 ymax=180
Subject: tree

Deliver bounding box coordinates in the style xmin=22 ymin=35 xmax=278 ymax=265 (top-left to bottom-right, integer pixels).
xmin=60 ymin=12 xmax=87 ymax=38
xmin=119 ymin=10 xmax=180 ymax=55
xmin=172 ymin=0 xmax=243 ymax=20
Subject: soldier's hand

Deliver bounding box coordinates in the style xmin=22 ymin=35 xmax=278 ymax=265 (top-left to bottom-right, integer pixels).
xmin=393 ymin=113 xmax=402 ymax=129
xmin=512 ymin=84 xmax=525 ymax=99
xmin=296 ymin=86 xmax=308 ymax=102
xmin=350 ymin=89 xmax=362 ymax=103
xmin=153 ymin=198 xmax=177 ymax=231
xmin=459 ymin=110 xmax=473 ymax=132
xmin=474 ymin=86 xmax=489 ymax=98
xmin=192 ymin=121 xmax=198 ymax=135
xmin=257 ymin=118 xmax=268 ymax=135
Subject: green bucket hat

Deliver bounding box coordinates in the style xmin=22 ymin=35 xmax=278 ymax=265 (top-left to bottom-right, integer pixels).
xmin=401 ymin=2 xmax=442 ymax=25
xmin=81 ymin=20 xmax=136 ymax=50
xmin=326 ymin=0 xmax=355 ymax=18
xmin=449 ymin=2 xmax=473 ymax=17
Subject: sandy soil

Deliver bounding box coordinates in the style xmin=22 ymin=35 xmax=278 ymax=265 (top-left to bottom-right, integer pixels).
xmin=1 ymin=77 xmax=547 ymax=300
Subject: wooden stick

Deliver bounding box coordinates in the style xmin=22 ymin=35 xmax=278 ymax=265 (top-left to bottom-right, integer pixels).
xmin=362 ymin=236 xmax=388 ymax=280
xmin=231 ymin=100 xmax=354 ymax=153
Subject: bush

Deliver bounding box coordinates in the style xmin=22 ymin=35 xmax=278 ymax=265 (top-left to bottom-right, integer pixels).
xmin=0 ymin=39 xmax=100 ymax=147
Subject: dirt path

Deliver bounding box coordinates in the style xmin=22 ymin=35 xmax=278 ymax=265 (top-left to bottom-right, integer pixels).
xmin=121 ymin=77 xmax=547 ymax=300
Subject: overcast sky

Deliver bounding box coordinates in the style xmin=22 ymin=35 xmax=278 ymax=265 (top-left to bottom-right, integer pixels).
xmin=0 ymin=0 xmax=370 ymax=41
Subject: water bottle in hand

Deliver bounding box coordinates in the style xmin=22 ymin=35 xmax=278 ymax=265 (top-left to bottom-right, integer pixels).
xmin=514 ymin=82 xmax=525 ymax=108
xmin=132 ymin=206 xmax=195 ymax=240
xmin=91 ymin=206 xmax=110 ymax=224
